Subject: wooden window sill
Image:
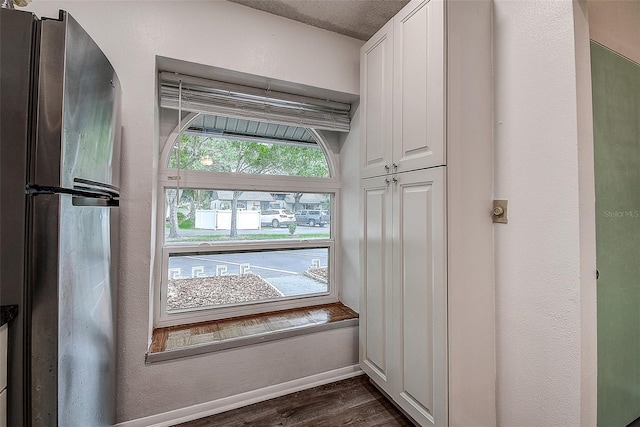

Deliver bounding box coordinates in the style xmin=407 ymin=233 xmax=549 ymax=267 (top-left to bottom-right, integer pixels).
xmin=146 ymin=303 xmax=359 ymax=363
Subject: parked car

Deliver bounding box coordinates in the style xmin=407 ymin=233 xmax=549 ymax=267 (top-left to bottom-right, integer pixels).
xmin=260 ymin=209 xmax=296 ymax=228
xmin=295 ymin=210 xmax=330 ymax=227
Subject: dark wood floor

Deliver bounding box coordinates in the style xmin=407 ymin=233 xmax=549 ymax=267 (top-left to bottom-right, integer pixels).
xmin=174 ymin=375 xmax=414 ymax=427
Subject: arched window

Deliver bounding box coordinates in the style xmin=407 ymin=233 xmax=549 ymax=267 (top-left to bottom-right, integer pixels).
xmin=156 ymin=112 xmax=340 ymax=326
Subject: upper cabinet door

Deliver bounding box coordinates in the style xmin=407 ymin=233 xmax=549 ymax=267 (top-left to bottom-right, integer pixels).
xmin=360 ymin=21 xmax=394 ymax=179
xmin=393 ymin=0 xmax=445 ymax=173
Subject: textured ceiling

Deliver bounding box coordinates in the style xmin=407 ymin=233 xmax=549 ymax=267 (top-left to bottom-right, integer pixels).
xmin=226 ymin=0 xmax=409 ymax=41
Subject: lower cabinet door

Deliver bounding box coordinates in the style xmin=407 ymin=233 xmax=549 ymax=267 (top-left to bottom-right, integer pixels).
xmin=360 ymin=167 xmax=447 ymax=426
xmin=360 ymin=175 xmax=394 ymax=392
xmin=392 ymin=166 xmax=447 ymax=426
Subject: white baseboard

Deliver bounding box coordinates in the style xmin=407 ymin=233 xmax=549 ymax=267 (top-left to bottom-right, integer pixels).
xmin=116 ymin=365 xmax=363 ymax=427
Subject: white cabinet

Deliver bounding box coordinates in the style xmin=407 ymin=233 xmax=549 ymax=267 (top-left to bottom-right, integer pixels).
xmin=393 ymin=0 xmax=445 ymax=174
xmin=360 ymin=0 xmax=445 ymax=180
xmin=360 ymin=0 xmax=448 ymax=426
xmin=360 ymin=175 xmax=394 ymax=389
xmin=360 ymin=21 xmax=393 ymax=179
xmin=391 ymin=167 xmax=446 ymax=425
xmin=360 ymin=167 xmax=446 ymax=427
xmin=360 ymin=0 xmax=494 ymax=425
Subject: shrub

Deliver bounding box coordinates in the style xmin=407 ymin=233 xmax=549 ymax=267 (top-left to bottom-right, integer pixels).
xmin=288 ymin=223 xmax=297 ymax=235
xmin=179 ymin=219 xmax=194 ymax=229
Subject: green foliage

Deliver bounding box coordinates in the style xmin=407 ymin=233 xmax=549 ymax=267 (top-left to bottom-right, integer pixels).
xmin=176 ymin=212 xmax=185 ymax=222
xmin=166 ymin=129 xmax=331 ymax=240
xmin=271 ymin=144 xmax=329 ymax=178
xmin=179 ymin=219 xmax=194 ymax=229
xmin=166 ymin=233 xmax=328 ymax=242
xmin=168 ymin=134 xmax=330 ymax=177
xmin=288 ymin=223 xmax=297 ymax=235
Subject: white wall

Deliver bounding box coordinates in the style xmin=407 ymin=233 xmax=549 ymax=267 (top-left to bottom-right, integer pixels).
xmin=493 ymin=0 xmax=596 ymax=425
xmin=24 ymin=1 xmax=363 ymax=422
xmin=574 ymin=2 xmax=597 ymax=424
xmin=588 ymin=0 xmax=640 ymax=65
xmin=338 ymin=104 xmax=361 ymax=312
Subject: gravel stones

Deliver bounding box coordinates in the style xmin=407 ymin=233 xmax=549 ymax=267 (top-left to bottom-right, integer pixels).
xmin=167 ymin=267 xmax=329 ymax=311
xmin=167 ymin=274 xmax=282 ymax=310
xmin=305 ymin=267 xmax=328 ymax=284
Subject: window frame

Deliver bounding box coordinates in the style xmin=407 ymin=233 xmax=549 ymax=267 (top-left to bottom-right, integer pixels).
xmin=154 ymin=112 xmax=341 ymax=328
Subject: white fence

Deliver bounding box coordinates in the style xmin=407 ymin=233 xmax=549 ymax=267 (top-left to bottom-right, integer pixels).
xmin=195 ymin=209 xmax=261 ymax=230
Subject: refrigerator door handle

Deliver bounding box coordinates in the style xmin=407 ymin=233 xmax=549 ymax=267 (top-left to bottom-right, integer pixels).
xmin=73 ymin=177 xmax=119 ymax=198
xmin=72 ymin=195 xmax=119 ymax=207
xmin=25 ymin=184 xmax=119 ymax=207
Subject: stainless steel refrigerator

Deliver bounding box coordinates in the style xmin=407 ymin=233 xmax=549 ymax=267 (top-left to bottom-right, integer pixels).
xmin=0 ymin=8 xmax=121 ymax=426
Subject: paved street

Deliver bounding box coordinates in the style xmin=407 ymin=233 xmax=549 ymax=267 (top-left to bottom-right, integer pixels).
xmin=167 ymin=248 xmax=329 ymax=296
xmin=168 ymin=248 xmax=327 ymax=278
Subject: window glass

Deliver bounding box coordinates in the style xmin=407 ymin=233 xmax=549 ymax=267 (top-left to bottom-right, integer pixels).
xmin=167 ymin=247 xmax=330 ymax=312
xmin=164 ymin=189 xmax=331 ymax=245
xmin=158 ymin=112 xmax=338 ymax=324
xmin=169 ymin=134 xmax=330 ymax=178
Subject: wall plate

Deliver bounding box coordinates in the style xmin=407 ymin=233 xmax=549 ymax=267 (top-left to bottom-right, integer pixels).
xmin=492 ymin=200 xmax=508 ymax=224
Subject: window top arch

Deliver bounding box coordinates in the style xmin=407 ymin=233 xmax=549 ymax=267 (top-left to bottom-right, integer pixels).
xmin=161 ymin=113 xmax=332 ymax=179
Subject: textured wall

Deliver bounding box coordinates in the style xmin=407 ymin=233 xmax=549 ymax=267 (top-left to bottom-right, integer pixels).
xmin=588 ymin=3 xmax=640 ymax=423
xmin=589 ymin=0 xmax=640 ymax=65
xmin=493 ymin=0 xmax=594 ymax=425
xmin=592 ymin=41 xmax=640 ymax=426
xmin=338 ymin=104 xmax=361 ymax=313
xmin=24 ymin=1 xmax=362 ymax=422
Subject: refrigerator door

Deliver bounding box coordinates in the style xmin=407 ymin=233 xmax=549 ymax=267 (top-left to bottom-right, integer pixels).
xmin=0 ymin=8 xmax=37 ymax=427
xmin=30 ymin=11 xmax=120 ymax=427
xmin=33 ymin=12 xmax=121 ymax=190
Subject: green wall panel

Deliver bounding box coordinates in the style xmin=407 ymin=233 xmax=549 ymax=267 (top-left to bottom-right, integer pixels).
xmin=592 ymin=42 xmax=640 ymax=427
